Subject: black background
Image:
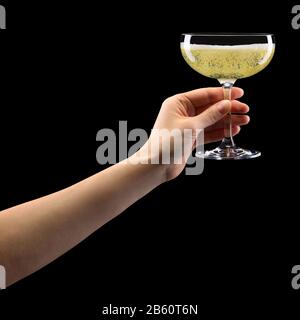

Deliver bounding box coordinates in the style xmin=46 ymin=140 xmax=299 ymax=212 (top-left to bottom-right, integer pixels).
xmin=0 ymin=1 xmax=299 ymax=318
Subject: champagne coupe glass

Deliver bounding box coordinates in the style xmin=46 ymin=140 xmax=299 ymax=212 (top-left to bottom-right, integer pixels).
xmin=181 ymin=33 xmax=275 ymax=160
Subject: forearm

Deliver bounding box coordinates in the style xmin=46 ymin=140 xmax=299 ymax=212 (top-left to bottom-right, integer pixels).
xmin=0 ymin=151 xmax=165 ymax=286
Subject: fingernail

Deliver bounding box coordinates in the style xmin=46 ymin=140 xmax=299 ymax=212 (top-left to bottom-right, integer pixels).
xmin=217 ymin=100 xmax=230 ymax=114
xmin=242 ymin=103 xmax=249 ymax=113
xmin=235 ymin=88 xmax=244 ymax=98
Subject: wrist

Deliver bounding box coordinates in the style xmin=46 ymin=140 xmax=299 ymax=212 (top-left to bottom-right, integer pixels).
xmin=126 ymin=141 xmax=168 ymax=185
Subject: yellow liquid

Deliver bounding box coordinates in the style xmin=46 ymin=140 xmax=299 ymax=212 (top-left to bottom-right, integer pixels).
xmin=181 ymin=44 xmax=275 ymax=82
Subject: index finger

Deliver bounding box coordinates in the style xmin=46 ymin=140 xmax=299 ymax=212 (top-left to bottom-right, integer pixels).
xmin=181 ymin=87 xmax=244 ymax=107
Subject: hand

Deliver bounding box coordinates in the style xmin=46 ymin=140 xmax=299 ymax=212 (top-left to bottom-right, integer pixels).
xmin=137 ymin=87 xmax=250 ymax=180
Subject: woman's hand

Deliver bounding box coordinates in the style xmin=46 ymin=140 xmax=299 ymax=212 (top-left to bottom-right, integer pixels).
xmin=137 ymin=87 xmax=249 ymax=180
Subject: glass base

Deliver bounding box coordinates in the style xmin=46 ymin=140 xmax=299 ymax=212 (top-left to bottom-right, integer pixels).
xmin=196 ymin=138 xmax=261 ymax=160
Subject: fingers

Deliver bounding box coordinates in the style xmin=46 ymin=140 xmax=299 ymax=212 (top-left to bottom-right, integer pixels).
xmin=204 ymin=125 xmax=241 ymax=144
xmin=231 ymin=101 xmax=249 ymax=114
xmin=195 ymin=100 xmax=249 ymax=114
xmin=194 ymin=100 xmax=231 ymax=129
xmin=181 ymin=87 xmax=244 ymax=108
xmin=206 ymin=114 xmax=250 ymax=131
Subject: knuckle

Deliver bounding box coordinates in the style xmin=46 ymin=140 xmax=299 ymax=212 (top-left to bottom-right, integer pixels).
xmin=207 ymin=109 xmax=219 ymax=123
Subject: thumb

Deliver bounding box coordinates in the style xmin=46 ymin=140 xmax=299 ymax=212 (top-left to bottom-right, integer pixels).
xmin=195 ymin=100 xmax=231 ymax=128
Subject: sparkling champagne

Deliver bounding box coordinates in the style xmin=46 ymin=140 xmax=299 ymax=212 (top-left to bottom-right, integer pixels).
xmin=181 ymin=43 xmax=275 ymax=82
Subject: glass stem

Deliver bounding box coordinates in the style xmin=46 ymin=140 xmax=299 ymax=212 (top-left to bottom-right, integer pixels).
xmin=222 ymin=82 xmax=235 ymax=147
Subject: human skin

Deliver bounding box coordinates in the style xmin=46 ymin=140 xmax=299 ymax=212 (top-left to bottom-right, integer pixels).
xmin=0 ymin=87 xmax=249 ymax=286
